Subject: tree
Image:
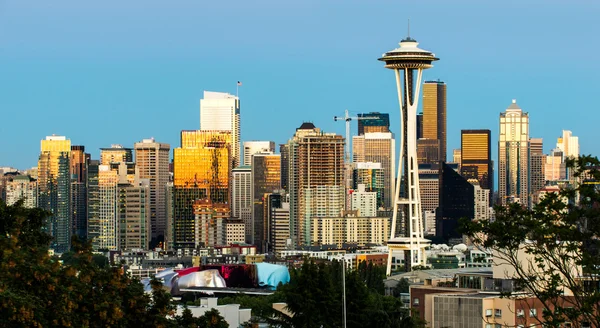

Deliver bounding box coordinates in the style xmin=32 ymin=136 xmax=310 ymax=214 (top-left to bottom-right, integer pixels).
xmin=197 ymin=308 xmax=228 ymax=328
xmin=461 ymin=155 xmax=600 ymax=328
xmin=393 ymin=278 xmax=410 ymax=297
xmin=0 ymin=200 xmax=178 ymax=327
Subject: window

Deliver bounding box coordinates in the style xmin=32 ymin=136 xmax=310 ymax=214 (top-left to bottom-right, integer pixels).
xmin=495 ymin=309 xmax=502 ymax=317
xmin=413 ymin=298 xmax=419 ymax=305
xmin=517 ymin=309 xmax=525 ymax=317
xmin=529 ymin=308 xmax=537 ymax=317
xmin=485 ymin=309 xmax=493 ymax=317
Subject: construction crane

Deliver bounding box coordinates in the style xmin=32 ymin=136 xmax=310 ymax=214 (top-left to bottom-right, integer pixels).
xmin=333 ymin=110 xmax=378 ymax=163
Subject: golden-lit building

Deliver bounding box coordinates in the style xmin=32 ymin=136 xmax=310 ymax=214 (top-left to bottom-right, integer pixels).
xmin=173 ymin=130 xmax=232 ymax=248
xmin=38 ymin=135 xmax=71 ymax=253
xmin=422 ymin=80 xmax=447 ymax=162
xmin=70 ymin=145 xmax=90 ymax=240
xmin=100 ymin=144 xmax=133 ymax=165
xmin=461 ymin=129 xmax=493 ymax=203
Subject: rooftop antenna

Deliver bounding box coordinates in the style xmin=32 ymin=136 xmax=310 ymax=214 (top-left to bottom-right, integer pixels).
xmin=407 ymin=18 xmax=410 ymax=38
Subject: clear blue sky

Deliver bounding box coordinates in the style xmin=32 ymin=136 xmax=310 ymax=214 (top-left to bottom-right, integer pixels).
xmin=1 ymin=1 xmax=599 ymax=170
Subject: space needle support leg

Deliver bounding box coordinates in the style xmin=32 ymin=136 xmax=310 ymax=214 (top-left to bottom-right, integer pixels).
xmin=387 ymin=68 xmax=405 ymax=277
xmin=410 ymin=68 xmax=424 ymax=266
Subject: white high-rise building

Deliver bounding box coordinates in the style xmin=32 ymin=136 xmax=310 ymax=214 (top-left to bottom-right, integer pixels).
xmin=473 ymin=183 xmax=491 ymax=221
xmin=350 ymin=184 xmax=377 ymax=217
xmin=353 ymin=132 xmax=395 ymax=209
xmin=499 ymin=100 xmax=529 ymax=206
xmin=556 ymin=130 xmax=579 ymax=160
xmin=200 ymin=91 xmax=241 ymax=167
xmin=231 ymin=166 xmax=251 ymax=219
xmin=243 ymin=141 xmax=275 ymax=166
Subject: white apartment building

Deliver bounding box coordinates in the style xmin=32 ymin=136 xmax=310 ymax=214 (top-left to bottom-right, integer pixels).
xmin=350 ymin=184 xmax=377 ymax=217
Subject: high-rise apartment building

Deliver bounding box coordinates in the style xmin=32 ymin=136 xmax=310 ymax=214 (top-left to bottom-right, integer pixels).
xmin=118 ymin=178 xmax=151 ymax=251
xmin=499 ymin=100 xmax=529 ymax=206
xmin=279 ymin=144 xmax=289 ymax=191
xmin=90 ymin=164 xmax=120 ymax=250
xmin=417 ymin=139 xmax=440 ymax=165
xmin=286 ymin=123 xmax=345 ymax=246
xmin=100 ymin=145 xmax=132 ymax=165
xmin=192 ymin=199 xmax=230 ymax=248
xmin=70 ymin=145 xmax=89 ymax=240
xmin=529 ymin=138 xmax=545 ymax=207
xmin=243 ymin=141 xmax=275 ymax=166
xmin=422 ymin=80 xmax=447 ymax=162
xmin=352 ymin=132 xmax=395 ymax=209
xmin=5 ymin=174 xmax=37 ymax=208
xmin=38 ymin=135 xmax=71 ymax=253
xmin=461 ymin=129 xmax=493 ymax=205
xmin=357 ymin=112 xmax=390 ymax=135
xmin=311 ymin=212 xmax=389 ymax=247
xmin=173 ymin=130 xmax=232 ymax=248
xmin=251 ymin=153 xmax=281 ymax=252
xmin=200 ymin=91 xmax=240 ymax=168
xmin=135 ymin=138 xmax=170 ymax=245
xmin=350 ymin=184 xmax=377 ymax=217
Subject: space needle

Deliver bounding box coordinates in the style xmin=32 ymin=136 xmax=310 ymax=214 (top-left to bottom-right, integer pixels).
xmin=379 ymin=33 xmax=439 ymax=275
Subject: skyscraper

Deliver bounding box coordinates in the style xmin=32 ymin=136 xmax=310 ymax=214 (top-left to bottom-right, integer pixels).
xmin=243 ymin=141 xmax=275 ymax=166
xmin=352 ymin=162 xmax=385 ymax=209
xmin=200 ymin=91 xmax=240 ymax=168
xmin=134 ymin=138 xmax=170 ymax=245
xmin=416 ymin=112 xmax=423 ymax=139
xmin=437 ymin=162 xmax=474 ymax=243
xmin=499 ymin=100 xmax=529 ymax=206
xmin=251 ymin=153 xmax=281 ymax=252
xmin=352 ymin=132 xmax=395 ymax=209
xmin=232 ymin=166 xmax=251 ymax=219
xmin=422 ymin=80 xmax=447 ymax=162
xmin=461 ymin=129 xmax=493 ymax=204
xmin=5 ymin=174 xmax=37 ymax=208
xmin=70 ymin=145 xmax=89 ymax=240
xmin=118 ymin=178 xmax=151 ymax=251
xmin=357 ymin=112 xmax=390 ymax=135
xmin=529 ymin=138 xmax=545 ymax=206
xmin=173 ymin=130 xmax=232 ymax=248
xmin=38 ymin=135 xmax=71 ymax=253
xmin=265 ymin=192 xmax=290 ymax=256
xmin=545 ymin=148 xmax=566 ymax=182
xmin=286 ymin=123 xmax=345 ymax=246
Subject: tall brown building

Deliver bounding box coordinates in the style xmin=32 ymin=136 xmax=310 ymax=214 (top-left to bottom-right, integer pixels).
xmin=286 ymin=123 xmax=345 ymax=247
xmin=529 ymin=138 xmax=545 ymax=207
xmin=461 ymin=129 xmax=493 ymax=204
xmin=422 ymin=80 xmax=447 ymax=163
xmin=173 ymin=130 xmax=232 ymax=248
xmin=251 ymin=153 xmax=281 ymax=252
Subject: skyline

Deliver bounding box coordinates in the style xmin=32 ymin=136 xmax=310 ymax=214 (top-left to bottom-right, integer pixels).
xmin=2 ymin=1 xmax=599 ymax=169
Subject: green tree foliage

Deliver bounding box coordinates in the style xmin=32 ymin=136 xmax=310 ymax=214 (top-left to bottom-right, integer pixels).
xmin=0 ymin=200 xmax=194 ymax=327
xmin=268 ymin=259 xmax=424 ymax=328
xmin=393 ymin=278 xmax=410 ymax=297
xmin=461 ymin=155 xmax=600 ymax=328
xmin=197 ymin=308 xmax=229 ymax=328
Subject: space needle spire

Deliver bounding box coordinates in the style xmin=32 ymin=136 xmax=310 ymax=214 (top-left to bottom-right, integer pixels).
xmin=379 ymin=32 xmax=439 ymax=275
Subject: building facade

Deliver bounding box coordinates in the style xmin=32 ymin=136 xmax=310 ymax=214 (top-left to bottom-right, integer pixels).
xmin=499 ymin=100 xmax=529 ymax=206
xmin=231 ymin=166 xmax=251 ymax=219
xmin=200 ymin=91 xmax=240 ymax=168
xmin=529 ymin=138 xmax=545 ymax=207
xmin=461 ymin=129 xmax=493 ymax=200
xmin=311 ymin=214 xmax=390 ymax=247
xmin=242 ymin=141 xmax=275 ymax=166
xmin=437 ymin=162 xmax=474 ymax=243
xmin=37 ymin=135 xmax=71 ymax=253
xmin=357 ymin=112 xmax=390 ymax=135
xmin=134 ymin=138 xmax=170 ymax=246
xmin=251 ymin=153 xmax=281 ymax=252
xmin=286 ymin=123 xmax=345 ymax=247
xmin=350 ymin=184 xmax=377 ymax=217
xmin=422 ymin=80 xmax=447 ymax=162
xmin=173 ymin=130 xmax=232 ymax=248
xmin=352 ymin=132 xmax=395 ymax=209
xmin=5 ymin=174 xmax=37 ymax=208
